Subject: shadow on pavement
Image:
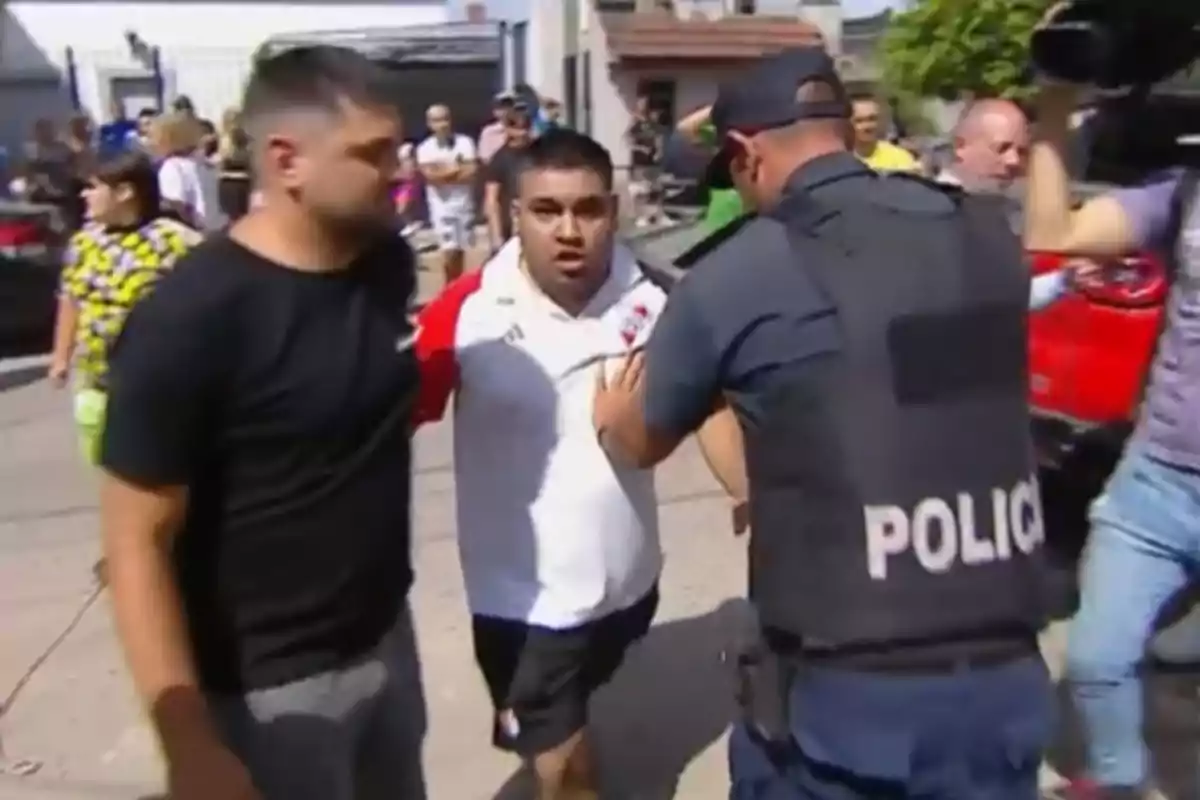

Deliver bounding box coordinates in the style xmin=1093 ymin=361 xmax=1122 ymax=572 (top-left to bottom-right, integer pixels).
xmin=0 ymin=364 xmax=44 ymax=393
xmin=492 ymin=601 xmax=741 ymax=800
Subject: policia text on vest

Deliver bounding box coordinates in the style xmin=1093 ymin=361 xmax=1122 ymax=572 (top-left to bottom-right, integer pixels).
xmin=865 ymin=475 xmax=1044 ymax=580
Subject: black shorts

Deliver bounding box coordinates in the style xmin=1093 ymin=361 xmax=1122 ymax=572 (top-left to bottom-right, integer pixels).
xmin=471 ymin=587 xmax=659 ymax=755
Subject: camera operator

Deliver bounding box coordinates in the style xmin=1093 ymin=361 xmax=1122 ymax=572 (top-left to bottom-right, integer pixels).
xmin=1025 ymin=69 xmax=1199 ymax=800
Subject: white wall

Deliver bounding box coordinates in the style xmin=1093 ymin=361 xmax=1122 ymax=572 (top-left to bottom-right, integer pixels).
xmin=525 ymin=0 xmax=565 ymax=100
xmin=581 ymin=1 xmax=628 ymax=165
xmin=0 ymin=1 xmax=448 ymax=120
xmin=673 ymin=0 xmax=728 ymax=18
xmin=2 ymin=1 xmax=448 ymax=55
xmin=799 ymin=4 xmax=841 ymax=54
xmin=754 ymin=0 xmax=804 ymax=15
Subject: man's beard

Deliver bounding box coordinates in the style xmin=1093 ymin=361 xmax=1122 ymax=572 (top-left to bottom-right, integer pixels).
xmin=318 ymin=201 xmax=396 ymax=239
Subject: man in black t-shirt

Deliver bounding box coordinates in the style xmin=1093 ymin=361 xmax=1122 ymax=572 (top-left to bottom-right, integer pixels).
xmin=99 ymin=46 xmax=426 ymax=800
xmin=483 ymin=107 xmax=534 ymax=252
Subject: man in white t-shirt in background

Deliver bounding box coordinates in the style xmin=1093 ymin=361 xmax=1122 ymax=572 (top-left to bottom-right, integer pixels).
xmin=413 ymin=129 xmax=745 ymax=800
xmin=159 ymin=153 xmax=226 ymax=232
xmin=416 ymin=104 xmax=477 ymax=284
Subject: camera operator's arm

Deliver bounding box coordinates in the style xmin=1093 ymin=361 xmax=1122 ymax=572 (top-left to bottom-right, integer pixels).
xmin=675 ymin=106 xmax=713 ymax=145
xmin=1025 ymin=85 xmax=1138 ymax=255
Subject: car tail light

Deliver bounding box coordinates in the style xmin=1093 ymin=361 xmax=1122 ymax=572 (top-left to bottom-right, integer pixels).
xmin=1030 ymin=251 xmax=1168 ymax=308
xmin=0 ymin=218 xmax=50 ymax=261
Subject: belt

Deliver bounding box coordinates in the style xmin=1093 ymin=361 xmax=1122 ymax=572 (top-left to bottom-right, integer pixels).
xmin=778 ymin=633 xmax=1040 ymax=676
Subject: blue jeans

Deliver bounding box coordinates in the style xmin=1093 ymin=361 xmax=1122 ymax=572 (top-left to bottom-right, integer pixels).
xmin=728 ymin=656 xmax=1052 ymax=799
xmin=1066 ymin=448 xmax=1200 ymax=787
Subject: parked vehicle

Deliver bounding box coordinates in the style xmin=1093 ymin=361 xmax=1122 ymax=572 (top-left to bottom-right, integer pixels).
xmin=0 ymin=201 xmax=63 ymax=359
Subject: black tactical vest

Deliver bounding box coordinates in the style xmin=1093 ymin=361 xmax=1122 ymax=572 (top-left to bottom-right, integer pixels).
xmin=747 ymin=175 xmax=1048 ymax=650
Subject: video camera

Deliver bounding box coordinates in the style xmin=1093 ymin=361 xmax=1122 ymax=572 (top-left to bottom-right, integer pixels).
xmin=1032 ymin=1 xmax=1200 ymax=87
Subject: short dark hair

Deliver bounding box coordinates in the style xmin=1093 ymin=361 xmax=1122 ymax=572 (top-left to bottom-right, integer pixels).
xmin=91 ymin=151 xmax=162 ymax=223
xmin=240 ymin=45 xmax=395 ymax=138
xmin=849 ymin=91 xmax=879 ymax=107
xmin=515 ymin=129 xmax=614 ymax=192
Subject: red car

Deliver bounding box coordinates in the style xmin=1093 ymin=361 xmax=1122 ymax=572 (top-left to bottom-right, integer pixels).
xmin=0 ymin=201 xmax=64 ymax=358
xmin=1028 ymin=247 xmax=1166 ymax=477
xmin=1028 ymin=86 xmax=1200 ymax=485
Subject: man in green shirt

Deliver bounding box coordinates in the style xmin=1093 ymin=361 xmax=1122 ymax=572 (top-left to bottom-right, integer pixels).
xmin=703 ymin=183 xmax=746 ymax=232
xmin=676 ymin=107 xmax=746 ymax=233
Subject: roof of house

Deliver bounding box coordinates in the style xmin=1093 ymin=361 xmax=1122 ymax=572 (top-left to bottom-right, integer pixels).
xmin=600 ymin=12 xmax=824 ymax=61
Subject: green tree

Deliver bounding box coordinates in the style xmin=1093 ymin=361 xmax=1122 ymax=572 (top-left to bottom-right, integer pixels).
xmin=879 ymin=0 xmax=1053 ymax=102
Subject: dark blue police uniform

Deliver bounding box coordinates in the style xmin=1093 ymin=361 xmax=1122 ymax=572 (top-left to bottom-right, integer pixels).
xmin=640 ymin=48 xmax=1054 ymax=799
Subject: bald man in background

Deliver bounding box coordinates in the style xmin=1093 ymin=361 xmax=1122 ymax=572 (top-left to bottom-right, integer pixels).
xmin=941 ymin=99 xmax=1069 ymax=311
xmin=939 ymin=98 xmax=1030 ymax=192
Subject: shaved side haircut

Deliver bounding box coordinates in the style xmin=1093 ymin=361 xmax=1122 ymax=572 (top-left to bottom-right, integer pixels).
xmin=240 ymin=45 xmax=395 ymax=145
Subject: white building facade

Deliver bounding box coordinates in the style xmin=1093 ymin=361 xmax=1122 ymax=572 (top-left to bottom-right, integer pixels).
xmin=0 ymin=0 xmax=448 ymax=147
xmin=519 ymin=0 xmax=881 ymax=180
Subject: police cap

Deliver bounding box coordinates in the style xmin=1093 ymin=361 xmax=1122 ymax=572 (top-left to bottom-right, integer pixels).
xmin=705 ymin=46 xmax=850 ymax=189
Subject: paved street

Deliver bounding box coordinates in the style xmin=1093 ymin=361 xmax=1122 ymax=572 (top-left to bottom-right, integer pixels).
xmin=0 ymin=231 xmax=1197 ymax=799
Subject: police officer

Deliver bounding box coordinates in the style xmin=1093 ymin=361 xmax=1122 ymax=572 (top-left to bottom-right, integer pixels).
xmin=592 ymin=46 xmax=1054 ymax=799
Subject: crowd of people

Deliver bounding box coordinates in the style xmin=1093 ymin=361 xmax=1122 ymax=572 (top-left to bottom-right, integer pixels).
xmin=8 ymin=96 xmax=251 ymax=233
xmin=28 ymin=8 xmax=1200 ymax=799
xmin=668 ymin=90 xmax=1032 ymax=238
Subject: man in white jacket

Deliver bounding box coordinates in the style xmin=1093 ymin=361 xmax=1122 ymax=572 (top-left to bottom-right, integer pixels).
xmin=413 ymin=129 xmax=744 ymax=800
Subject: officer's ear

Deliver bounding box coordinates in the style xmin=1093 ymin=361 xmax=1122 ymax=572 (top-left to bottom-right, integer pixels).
xmin=726 ymin=131 xmax=757 ymax=174
xmin=727 ymin=131 xmax=754 ymax=157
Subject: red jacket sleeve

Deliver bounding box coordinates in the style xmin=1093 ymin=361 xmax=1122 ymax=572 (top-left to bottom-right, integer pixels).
xmin=413 ymin=271 xmax=483 ymax=426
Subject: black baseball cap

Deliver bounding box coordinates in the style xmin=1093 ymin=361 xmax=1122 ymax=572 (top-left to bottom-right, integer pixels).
xmin=705 ymin=46 xmax=850 ymax=189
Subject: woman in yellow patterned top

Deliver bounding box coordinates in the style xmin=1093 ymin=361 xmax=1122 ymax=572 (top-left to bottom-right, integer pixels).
xmin=48 ymin=150 xmax=201 ymax=464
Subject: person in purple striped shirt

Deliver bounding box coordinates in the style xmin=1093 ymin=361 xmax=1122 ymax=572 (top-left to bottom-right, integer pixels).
xmin=1027 ymin=79 xmax=1199 ymax=800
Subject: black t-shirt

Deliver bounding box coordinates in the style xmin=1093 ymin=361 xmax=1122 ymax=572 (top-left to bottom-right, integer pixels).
xmin=101 ymin=234 xmax=419 ymax=692
xmin=485 ymin=144 xmax=523 ymax=239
